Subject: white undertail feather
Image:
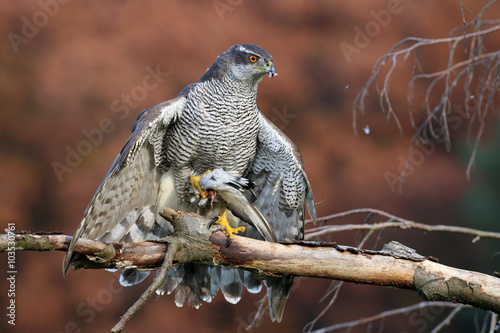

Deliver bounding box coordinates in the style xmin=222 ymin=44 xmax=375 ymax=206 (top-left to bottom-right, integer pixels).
xmin=156 ymin=168 xmax=178 ymax=216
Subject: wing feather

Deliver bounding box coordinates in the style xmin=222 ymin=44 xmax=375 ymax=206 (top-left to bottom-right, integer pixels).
xmin=247 ymin=111 xmax=316 ymax=323
xmin=249 ymin=112 xmax=316 ymax=240
xmin=62 ymin=96 xmax=186 ymax=276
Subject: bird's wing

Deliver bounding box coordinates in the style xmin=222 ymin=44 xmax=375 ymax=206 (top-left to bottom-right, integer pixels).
xmin=248 ymin=112 xmax=316 ymax=240
xmin=62 ymin=94 xmax=187 ymax=276
xmin=246 ymin=111 xmax=316 ymax=322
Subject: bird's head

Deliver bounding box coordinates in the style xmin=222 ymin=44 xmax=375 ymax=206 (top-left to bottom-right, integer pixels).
xmin=199 ymin=44 xmax=277 ymax=84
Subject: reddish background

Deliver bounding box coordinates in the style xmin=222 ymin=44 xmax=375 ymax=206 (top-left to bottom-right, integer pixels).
xmin=1 ymin=1 xmax=499 ymax=332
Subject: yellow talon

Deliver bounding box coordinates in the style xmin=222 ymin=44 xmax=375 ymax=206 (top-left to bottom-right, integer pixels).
xmin=190 ymin=170 xmax=211 ymax=199
xmin=209 ymin=202 xmax=245 ymax=246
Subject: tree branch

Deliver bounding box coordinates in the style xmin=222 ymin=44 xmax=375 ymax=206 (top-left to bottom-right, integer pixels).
xmin=2 ymin=209 xmax=499 ymax=316
xmin=2 ymin=208 xmax=500 ymax=332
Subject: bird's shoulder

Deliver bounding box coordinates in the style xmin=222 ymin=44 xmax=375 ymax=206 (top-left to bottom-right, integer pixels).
xmin=113 ymin=85 xmax=196 ymax=171
xmin=252 ymin=111 xmax=316 ymax=223
xmin=255 ymin=111 xmax=304 ymax=167
xmin=131 ymin=83 xmax=196 ymax=133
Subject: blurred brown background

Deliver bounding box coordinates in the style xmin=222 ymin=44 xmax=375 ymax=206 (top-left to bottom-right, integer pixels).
xmin=1 ymin=1 xmax=499 ymax=332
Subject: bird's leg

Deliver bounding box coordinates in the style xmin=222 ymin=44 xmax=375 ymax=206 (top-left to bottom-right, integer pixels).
xmin=208 ymin=201 xmax=245 ymax=246
xmin=189 ymin=170 xmax=211 ymax=199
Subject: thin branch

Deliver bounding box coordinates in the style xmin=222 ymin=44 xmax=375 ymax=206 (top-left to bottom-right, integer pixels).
xmin=354 ymin=23 xmax=500 ymax=130
xmin=306 ymin=220 xmax=500 ymax=241
xmin=111 ymin=238 xmax=179 ymax=333
xmin=304 ymin=281 xmax=342 ymax=333
xmin=353 ymin=0 xmax=500 ymax=190
xmin=458 ymin=0 xmax=468 ymax=54
xmin=430 ymin=305 xmax=465 ymax=333
xmin=305 ymin=208 xmax=500 ymax=241
xmin=304 ymin=229 xmax=374 ymax=332
xmin=246 ymin=294 xmax=268 ymax=330
xmin=309 ymin=302 xmax=468 ymax=333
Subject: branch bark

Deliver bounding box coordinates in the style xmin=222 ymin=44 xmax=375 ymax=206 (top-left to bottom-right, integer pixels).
xmin=2 ymin=209 xmax=500 ymax=315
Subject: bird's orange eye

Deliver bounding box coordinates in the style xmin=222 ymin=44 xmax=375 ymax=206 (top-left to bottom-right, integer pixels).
xmin=249 ymin=55 xmax=258 ymax=62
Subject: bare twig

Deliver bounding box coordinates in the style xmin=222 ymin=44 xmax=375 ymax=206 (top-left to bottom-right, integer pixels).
xmin=304 ymin=220 xmax=377 ymax=332
xmin=246 ymin=294 xmax=268 ymax=330
xmin=308 ymin=302 xmax=468 ymax=333
xmin=353 ymin=0 xmax=500 ymax=190
xmin=305 ymin=208 xmax=500 ymax=241
xmin=429 ymin=305 xmax=465 ymax=333
xmin=353 ymin=23 xmax=500 ymax=133
xmin=111 ymin=238 xmax=179 ymax=333
xmin=458 ymin=0 xmax=468 ymax=53
xmin=304 ymin=282 xmax=342 ymax=333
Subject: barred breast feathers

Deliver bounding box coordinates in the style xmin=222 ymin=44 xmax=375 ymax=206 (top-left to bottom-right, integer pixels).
xmin=166 ymin=77 xmax=261 ymax=177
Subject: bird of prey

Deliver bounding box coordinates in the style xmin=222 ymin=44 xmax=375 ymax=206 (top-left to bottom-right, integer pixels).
xmin=62 ymin=44 xmax=316 ymax=322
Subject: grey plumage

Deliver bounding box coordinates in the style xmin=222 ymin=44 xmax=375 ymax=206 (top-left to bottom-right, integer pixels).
xmin=62 ymin=44 xmax=316 ymax=322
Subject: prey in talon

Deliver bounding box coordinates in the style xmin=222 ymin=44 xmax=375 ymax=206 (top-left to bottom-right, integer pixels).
xmin=196 ymin=169 xmax=277 ymax=245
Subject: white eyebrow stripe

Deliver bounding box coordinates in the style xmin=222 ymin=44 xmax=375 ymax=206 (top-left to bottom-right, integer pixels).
xmin=237 ymin=45 xmax=254 ymax=54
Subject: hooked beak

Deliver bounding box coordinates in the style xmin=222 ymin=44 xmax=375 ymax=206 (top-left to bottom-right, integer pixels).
xmin=265 ymin=61 xmax=277 ymax=78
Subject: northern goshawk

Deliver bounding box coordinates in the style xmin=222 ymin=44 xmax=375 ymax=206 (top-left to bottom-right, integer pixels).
xmin=63 ymin=44 xmax=316 ymax=322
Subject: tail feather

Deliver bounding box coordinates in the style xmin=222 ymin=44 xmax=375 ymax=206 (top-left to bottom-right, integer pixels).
xmin=98 ymin=205 xmax=163 ymax=243
xmin=243 ymin=271 xmax=262 ymax=294
xmin=207 ymin=266 xmax=221 ymax=298
xmin=220 ymin=267 xmax=244 ymax=304
xmin=95 ymin=205 xmax=169 ymax=288
xmin=62 ymin=217 xmax=88 ymax=276
xmin=120 ymin=269 xmax=150 ymax=286
xmin=157 ymin=265 xmax=184 ymax=296
xmin=173 ymin=264 xmax=207 ymax=308
xmin=265 ymin=276 xmax=294 ymax=322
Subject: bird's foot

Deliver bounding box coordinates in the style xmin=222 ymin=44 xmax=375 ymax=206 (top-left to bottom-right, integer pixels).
xmin=189 ymin=170 xmax=211 ymax=199
xmin=208 ymin=211 xmax=245 ymax=247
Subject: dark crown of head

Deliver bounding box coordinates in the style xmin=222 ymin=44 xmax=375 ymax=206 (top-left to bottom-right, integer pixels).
xmin=228 ymin=44 xmax=273 ymax=64
xmin=198 ymin=44 xmax=272 ymax=82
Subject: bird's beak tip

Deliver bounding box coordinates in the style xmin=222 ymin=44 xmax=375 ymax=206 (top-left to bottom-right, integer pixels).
xmin=267 ymin=62 xmax=277 ymax=78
